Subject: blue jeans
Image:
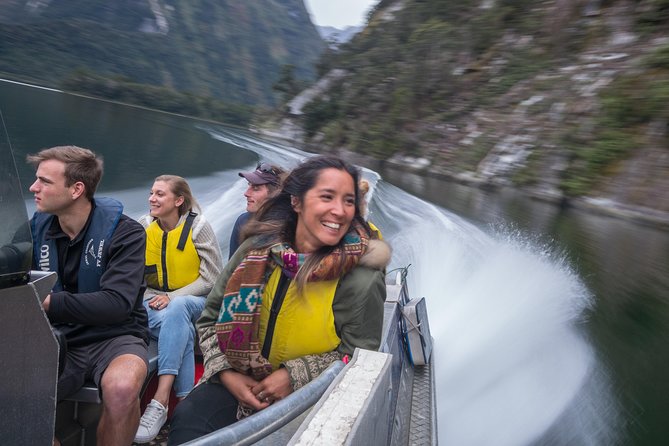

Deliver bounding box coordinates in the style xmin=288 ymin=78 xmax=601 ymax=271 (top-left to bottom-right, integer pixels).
xmin=144 ymin=295 xmax=205 ymax=398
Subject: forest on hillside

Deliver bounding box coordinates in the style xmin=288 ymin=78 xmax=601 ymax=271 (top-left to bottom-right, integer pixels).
xmin=0 ymin=0 xmax=324 ymax=108
xmin=283 ymin=0 xmax=668 ymax=214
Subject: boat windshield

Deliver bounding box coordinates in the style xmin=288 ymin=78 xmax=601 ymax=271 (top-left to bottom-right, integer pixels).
xmin=0 ymin=111 xmax=32 ymax=289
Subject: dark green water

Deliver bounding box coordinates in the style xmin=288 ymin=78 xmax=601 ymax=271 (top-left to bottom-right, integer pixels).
xmin=2 ymin=79 xmax=668 ymax=445
xmin=1 ymin=80 xmax=256 ymax=191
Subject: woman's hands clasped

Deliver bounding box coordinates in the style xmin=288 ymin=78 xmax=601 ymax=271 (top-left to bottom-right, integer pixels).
xmin=219 ymin=368 xmax=292 ymax=411
xmin=252 ymin=368 xmax=292 ymax=405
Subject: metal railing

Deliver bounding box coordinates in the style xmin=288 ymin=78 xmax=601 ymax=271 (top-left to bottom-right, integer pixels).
xmin=183 ymin=360 xmax=345 ymax=446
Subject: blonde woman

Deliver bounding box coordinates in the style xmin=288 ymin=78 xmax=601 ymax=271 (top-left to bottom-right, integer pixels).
xmin=135 ymin=175 xmax=223 ymax=443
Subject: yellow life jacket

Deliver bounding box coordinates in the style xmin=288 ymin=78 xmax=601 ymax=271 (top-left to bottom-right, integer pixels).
xmin=368 ymin=221 xmax=383 ymax=240
xmin=258 ymin=267 xmax=341 ymax=368
xmin=144 ymin=213 xmax=200 ymax=291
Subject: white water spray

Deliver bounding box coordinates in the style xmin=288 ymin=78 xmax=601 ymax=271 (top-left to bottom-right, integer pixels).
xmin=370 ymin=181 xmax=619 ymax=445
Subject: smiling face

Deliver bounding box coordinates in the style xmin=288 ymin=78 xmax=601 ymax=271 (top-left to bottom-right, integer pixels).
xmin=244 ymin=183 xmax=270 ymax=213
xmin=293 ymin=168 xmax=356 ymax=253
xmin=148 ymin=180 xmax=183 ymax=221
xmin=29 ymin=159 xmax=80 ymax=215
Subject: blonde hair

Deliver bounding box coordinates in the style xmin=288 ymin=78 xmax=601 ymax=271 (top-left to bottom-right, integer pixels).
xmin=154 ymin=175 xmax=200 ymax=216
xmin=359 ymin=179 xmax=371 ymax=217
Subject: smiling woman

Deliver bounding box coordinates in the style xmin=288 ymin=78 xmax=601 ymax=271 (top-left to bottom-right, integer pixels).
xmin=166 ymin=155 xmax=391 ymax=444
xmin=292 ymin=166 xmax=356 ymax=252
xmin=135 ymin=175 xmax=223 ymax=443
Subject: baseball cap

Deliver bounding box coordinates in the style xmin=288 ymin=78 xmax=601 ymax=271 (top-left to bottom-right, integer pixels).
xmin=239 ymin=162 xmax=280 ymax=186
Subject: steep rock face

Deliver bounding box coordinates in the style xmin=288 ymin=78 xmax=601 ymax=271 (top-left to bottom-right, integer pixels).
xmin=0 ymin=0 xmax=325 ymax=105
xmin=262 ymin=0 xmax=669 ymax=225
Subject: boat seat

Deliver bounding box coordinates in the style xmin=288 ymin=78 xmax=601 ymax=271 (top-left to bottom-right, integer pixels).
xmin=64 ymin=339 xmax=159 ymax=404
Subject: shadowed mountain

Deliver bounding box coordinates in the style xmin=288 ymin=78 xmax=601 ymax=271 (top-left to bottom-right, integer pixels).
xmin=0 ymin=0 xmax=325 ymax=106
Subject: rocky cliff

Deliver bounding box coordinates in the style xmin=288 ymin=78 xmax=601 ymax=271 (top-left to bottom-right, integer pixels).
xmin=260 ymin=0 xmax=669 ymax=227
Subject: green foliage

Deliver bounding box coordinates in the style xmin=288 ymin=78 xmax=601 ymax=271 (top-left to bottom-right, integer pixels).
xmin=599 ymin=79 xmax=649 ymax=127
xmin=562 ymin=174 xmax=594 ymax=197
xmin=453 ymin=136 xmax=494 ymax=172
xmin=559 ymin=133 xmax=593 ymax=196
xmin=273 ymin=65 xmax=304 ymax=104
xmin=305 ymin=0 xmax=563 ymax=161
xmin=647 ymin=78 xmax=669 ymax=121
xmin=511 ymin=145 xmax=547 ymax=187
xmin=483 ymin=49 xmax=550 ymax=97
xmin=302 ymin=97 xmax=340 ymax=138
xmin=469 ymin=7 xmax=507 ymax=56
xmin=636 ymin=0 xmax=669 ymax=33
xmin=566 ymin=127 xmax=638 ymax=194
xmin=60 ymin=70 xmax=254 ymax=126
xmin=0 ymin=0 xmax=325 ymax=106
xmin=354 ymin=120 xmax=407 ymax=157
xmin=587 ymin=129 xmax=637 ymax=168
xmin=560 ymin=68 xmax=669 ymax=196
xmin=599 ymin=75 xmax=669 ymax=127
xmin=298 ymin=0 xmax=668 ymax=201
xmin=321 ymin=121 xmax=348 ymax=146
xmin=643 ymin=43 xmax=669 ymax=70
xmin=404 ymin=19 xmax=456 ymax=105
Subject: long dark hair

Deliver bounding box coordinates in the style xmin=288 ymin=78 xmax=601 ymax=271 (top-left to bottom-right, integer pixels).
xmin=243 ymin=155 xmax=369 ymax=290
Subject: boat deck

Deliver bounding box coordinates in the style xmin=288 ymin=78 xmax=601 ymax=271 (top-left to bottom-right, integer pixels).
xmin=410 ymin=364 xmax=437 ymax=445
xmin=132 ymin=425 xmax=169 ymax=446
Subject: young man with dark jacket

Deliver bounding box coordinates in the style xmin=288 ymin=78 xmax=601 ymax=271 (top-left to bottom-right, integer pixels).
xmin=28 ymin=145 xmax=149 ymax=446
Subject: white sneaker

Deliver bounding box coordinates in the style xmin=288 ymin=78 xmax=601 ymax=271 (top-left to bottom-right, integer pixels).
xmin=134 ymin=399 xmax=168 ymax=443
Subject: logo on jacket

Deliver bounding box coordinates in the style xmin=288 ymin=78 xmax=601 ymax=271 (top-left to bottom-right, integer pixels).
xmin=39 ymin=244 xmax=50 ymax=271
xmin=85 ymin=239 xmax=105 ymax=267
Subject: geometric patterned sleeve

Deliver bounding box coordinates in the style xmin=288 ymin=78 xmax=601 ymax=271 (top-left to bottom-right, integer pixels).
xmin=196 ymin=239 xmax=250 ymax=382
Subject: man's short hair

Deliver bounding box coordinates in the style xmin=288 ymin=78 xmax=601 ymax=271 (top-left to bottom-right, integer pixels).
xmin=27 ymin=146 xmax=103 ymax=200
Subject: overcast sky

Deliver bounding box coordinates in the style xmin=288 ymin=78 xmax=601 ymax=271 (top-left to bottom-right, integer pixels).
xmin=303 ymin=0 xmax=380 ymax=28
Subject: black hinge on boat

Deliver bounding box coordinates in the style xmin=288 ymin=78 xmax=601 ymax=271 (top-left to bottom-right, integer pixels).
xmin=261 ymin=271 xmax=291 ymax=359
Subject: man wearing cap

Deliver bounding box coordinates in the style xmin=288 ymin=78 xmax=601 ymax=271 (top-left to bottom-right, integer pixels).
xmin=229 ymin=162 xmax=285 ymax=258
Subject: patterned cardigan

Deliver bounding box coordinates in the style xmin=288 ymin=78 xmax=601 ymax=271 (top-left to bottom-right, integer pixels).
xmin=196 ymin=237 xmax=391 ymax=390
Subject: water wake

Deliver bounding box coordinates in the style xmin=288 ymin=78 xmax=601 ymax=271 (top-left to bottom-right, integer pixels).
xmin=372 ymin=181 xmax=618 ymax=445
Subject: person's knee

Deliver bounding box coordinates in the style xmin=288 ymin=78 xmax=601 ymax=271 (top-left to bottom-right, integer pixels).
xmin=172 ymin=392 xmax=196 ymax=419
xmin=100 ymin=356 xmax=146 ymax=408
xmin=163 ymin=298 xmax=191 ymax=320
xmin=170 ymin=385 xmax=210 ymax=426
xmin=101 ymin=376 xmax=142 ymax=409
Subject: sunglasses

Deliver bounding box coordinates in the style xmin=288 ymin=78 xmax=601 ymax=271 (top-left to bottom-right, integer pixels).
xmin=256 ymin=162 xmax=278 ymax=176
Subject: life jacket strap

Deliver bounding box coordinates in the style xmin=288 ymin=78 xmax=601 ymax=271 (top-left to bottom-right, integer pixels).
xmin=176 ymin=212 xmax=197 ymax=251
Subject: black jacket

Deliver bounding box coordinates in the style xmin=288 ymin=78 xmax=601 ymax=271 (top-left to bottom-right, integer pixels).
xmin=39 ymin=210 xmax=149 ymax=347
